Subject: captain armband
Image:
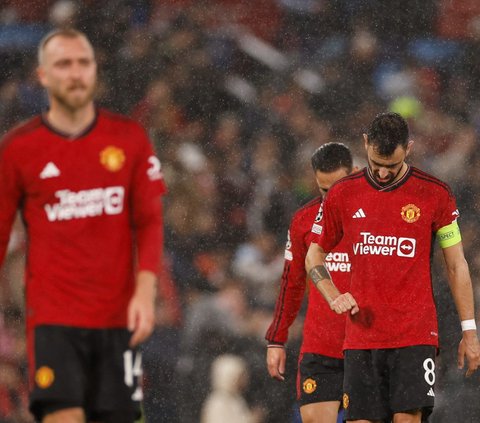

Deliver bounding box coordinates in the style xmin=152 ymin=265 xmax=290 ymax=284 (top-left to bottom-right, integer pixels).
xmin=437 ymin=221 xmax=462 ymax=249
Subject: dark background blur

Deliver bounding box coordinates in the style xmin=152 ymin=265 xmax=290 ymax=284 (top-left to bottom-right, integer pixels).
xmin=0 ymin=1 xmax=480 ymax=422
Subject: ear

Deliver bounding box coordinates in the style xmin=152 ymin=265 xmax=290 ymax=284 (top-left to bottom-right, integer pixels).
xmin=363 ymin=133 xmax=369 ymax=151
xmin=314 ymin=171 xmax=322 ymax=189
xmin=405 ymin=139 xmax=414 ymax=157
xmin=37 ymin=66 xmax=48 ymax=88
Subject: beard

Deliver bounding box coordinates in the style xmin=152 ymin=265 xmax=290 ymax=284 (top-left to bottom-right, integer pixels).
xmin=50 ymin=81 xmax=96 ymax=112
xmin=372 ymin=170 xmax=395 ymax=186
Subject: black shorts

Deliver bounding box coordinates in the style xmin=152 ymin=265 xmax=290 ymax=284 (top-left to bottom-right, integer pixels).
xmin=297 ymin=353 xmax=344 ymax=406
xmin=29 ymin=325 xmax=142 ymax=422
xmin=343 ymin=346 xmax=436 ymax=421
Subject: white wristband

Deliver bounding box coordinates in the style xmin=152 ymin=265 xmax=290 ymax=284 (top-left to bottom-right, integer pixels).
xmin=461 ymin=319 xmax=477 ymax=331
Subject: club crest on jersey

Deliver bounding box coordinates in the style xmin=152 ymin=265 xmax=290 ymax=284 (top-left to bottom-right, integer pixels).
xmin=303 ymin=378 xmax=317 ymax=394
xmin=401 ymin=204 xmax=420 ymax=223
xmin=35 ymin=366 xmax=55 ymax=389
xmin=100 ymin=146 xmax=126 ymax=172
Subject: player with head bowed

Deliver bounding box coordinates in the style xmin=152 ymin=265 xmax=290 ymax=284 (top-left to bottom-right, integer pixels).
xmin=306 ymin=112 xmax=480 ymax=423
xmin=266 ymin=142 xmax=357 ymax=423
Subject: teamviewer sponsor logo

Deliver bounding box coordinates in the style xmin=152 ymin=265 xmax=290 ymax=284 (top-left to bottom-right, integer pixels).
xmin=353 ymin=232 xmax=416 ymax=258
xmin=44 ymin=186 xmax=125 ymax=222
xmin=397 ymin=237 xmax=416 ymax=257
xmin=325 ymin=252 xmax=351 ymax=272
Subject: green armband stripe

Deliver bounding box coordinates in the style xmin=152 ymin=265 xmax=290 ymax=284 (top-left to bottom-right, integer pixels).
xmin=437 ymin=221 xmax=462 ymax=248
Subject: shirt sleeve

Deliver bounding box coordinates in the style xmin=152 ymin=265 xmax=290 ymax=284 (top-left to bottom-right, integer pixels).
xmin=312 ymin=190 xmax=343 ymax=253
xmin=265 ymin=213 xmax=307 ymax=344
xmin=0 ymin=141 xmax=22 ymax=267
xmin=130 ymin=125 xmax=167 ymax=274
xmin=432 ymin=184 xmax=459 ymax=232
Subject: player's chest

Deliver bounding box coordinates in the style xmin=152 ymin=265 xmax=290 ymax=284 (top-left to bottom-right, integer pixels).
xmin=21 ymin=138 xmax=134 ymax=195
xmin=342 ymin=191 xmax=435 ymax=237
xmin=341 ymin=191 xmax=438 ymax=259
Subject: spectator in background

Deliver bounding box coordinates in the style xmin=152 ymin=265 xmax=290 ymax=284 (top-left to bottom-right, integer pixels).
xmin=201 ymin=354 xmax=263 ymax=423
xmin=232 ymin=231 xmax=284 ymax=307
xmin=176 ymin=279 xmax=250 ymax=422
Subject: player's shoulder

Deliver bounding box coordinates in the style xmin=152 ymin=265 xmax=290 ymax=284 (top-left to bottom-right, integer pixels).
xmin=329 ymin=169 xmax=365 ymax=194
xmin=293 ymin=196 xmax=322 ymax=219
xmin=98 ymin=108 xmax=146 ymax=134
xmin=289 ymin=196 xmax=322 ymax=233
xmin=409 ymin=166 xmax=453 ymax=196
xmin=0 ymin=115 xmax=43 ymax=154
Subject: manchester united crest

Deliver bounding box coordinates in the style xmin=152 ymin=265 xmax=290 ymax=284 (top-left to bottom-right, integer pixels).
xmin=343 ymin=393 xmax=349 ymax=409
xmin=303 ymin=378 xmax=317 ymax=394
xmin=401 ymin=204 xmax=420 ymax=223
xmin=100 ymin=146 xmax=126 ymax=172
xmin=35 ymin=366 xmax=55 ymax=389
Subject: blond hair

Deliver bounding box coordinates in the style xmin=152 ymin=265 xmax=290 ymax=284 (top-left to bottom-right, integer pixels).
xmin=38 ymin=28 xmax=93 ymax=64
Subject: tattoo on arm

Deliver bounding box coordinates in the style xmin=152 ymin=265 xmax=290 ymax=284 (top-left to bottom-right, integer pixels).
xmin=309 ymin=265 xmax=338 ymax=305
xmin=309 ymin=265 xmax=332 ymax=285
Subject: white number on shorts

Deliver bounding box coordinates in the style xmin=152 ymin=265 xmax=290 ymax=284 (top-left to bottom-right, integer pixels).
xmin=123 ymin=350 xmax=144 ymax=401
xmin=423 ymin=358 xmax=435 ymax=386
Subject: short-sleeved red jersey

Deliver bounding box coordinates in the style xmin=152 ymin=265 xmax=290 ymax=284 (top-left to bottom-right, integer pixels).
xmin=314 ymin=167 xmax=458 ymax=350
xmin=265 ymin=197 xmax=351 ymax=358
xmin=0 ymin=110 xmax=166 ymax=329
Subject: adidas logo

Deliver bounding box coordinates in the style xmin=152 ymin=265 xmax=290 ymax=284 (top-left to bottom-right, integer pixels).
xmin=352 ymin=208 xmax=366 ymax=218
xmin=40 ymin=162 xmax=61 ymax=179
xmin=427 ymin=388 xmax=435 ymax=397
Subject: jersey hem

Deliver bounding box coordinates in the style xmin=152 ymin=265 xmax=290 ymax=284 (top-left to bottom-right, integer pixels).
xmin=343 ymin=340 xmax=438 ymax=350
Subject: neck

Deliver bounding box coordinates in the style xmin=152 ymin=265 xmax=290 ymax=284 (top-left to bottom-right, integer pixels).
xmin=393 ymin=162 xmax=408 ymax=183
xmin=46 ymin=101 xmax=96 ymax=136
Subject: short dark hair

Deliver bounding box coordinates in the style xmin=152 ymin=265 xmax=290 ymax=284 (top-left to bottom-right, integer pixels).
xmin=38 ymin=28 xmax=92 ymax=64
xmin=311 ymin=142 xmax=353 ymax=173
xmin=365 ymin=112 xmax=409 ymax=156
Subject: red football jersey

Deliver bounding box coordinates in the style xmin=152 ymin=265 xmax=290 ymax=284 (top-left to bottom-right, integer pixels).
xmin=314 ymin=167 xmax=459 ymax=350
xmin=265 ymin=197 xmax=351 ymax=358
xmin=0 ymin=110 xmax=166 ymax=329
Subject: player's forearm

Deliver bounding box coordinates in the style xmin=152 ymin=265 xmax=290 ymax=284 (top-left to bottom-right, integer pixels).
xmin=134 ymin=270 xmax=157 ymax=300
xmin=309 ymin=265 xmax=341 ymax=306
xmin=266 ymin=263 xmax=307 ymax=343
xmin=305 ymin=243 xmax=340 ymax=305
xmin=447 ymin=257 xmax=476 ymax=322
xmin=0 ymin=210 xmax=19 ymax=270
xmin=135 ymin=197 xmax=163 ymax=273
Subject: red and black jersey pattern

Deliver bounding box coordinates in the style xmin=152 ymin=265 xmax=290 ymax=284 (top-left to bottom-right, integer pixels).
xmin=314 ymin=166 xmax=458 ymax=349
xmin=266 ymin=196 xmax=351 ymax=358
xmin=0 ymin=109 xmax=166 ymax=329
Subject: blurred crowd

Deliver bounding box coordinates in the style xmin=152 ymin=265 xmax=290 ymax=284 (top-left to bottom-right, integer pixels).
xmin=1 ymin=0 xmax=480 ymax=422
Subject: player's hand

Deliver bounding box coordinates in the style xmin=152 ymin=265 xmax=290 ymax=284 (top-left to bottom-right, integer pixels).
xmin=458 ymin=330 xmax=480 ymax=377
xmin=330 ymin=293 xmax=359 ymax=315
xmin=266 ymin=345 xmax=286 ymax=381
xmin=128 ymin=271 xmax=157 ymax=347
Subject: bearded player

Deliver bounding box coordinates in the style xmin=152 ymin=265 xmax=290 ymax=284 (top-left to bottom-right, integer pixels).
xmin=0 ymin=29 xmax=166 ymax=423
xmin=266 ymin=143 xmax=356 ymax=423
xmin=306 ymin=112 xmax=480 ymax=422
